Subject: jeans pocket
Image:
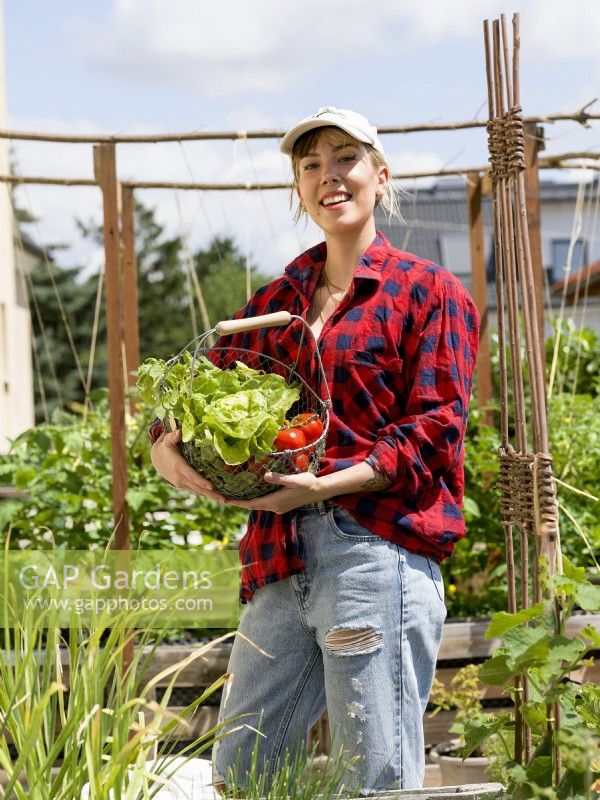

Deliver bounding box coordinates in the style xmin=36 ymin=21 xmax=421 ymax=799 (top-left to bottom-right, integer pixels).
xmin=327 ymin=505 xmax=380 ymax=541
xmin=426 ymin=557 xmax=446 ymax=606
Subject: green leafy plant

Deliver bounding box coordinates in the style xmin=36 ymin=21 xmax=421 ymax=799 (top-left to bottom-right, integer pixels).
xmin=445 ymin=389 xmax=600 ymax=619
xmin=464 ymin=557 xmax=600 ymax=799
xmin=550 ymin=392 xmax=600 ymax=571
xmin=137 ymin=354 xmax=300 ymax=465
xmin=547 ymin=317 xmax=600 ymax=398
xmin=0 ymin=546 xmax=235 ymax=799
xmin=444 ymin=405 xmax=506 ymax=618
xmin=448 ymin=322 xmax=600 ymax=621
xmin=0 ymin=392 xmax=247 ymax=552
xmin=429 ymin=663 xmax=512 ymax=765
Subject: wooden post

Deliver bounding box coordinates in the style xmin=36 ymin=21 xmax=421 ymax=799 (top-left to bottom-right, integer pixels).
xmin=524 ymin=122 xmax=547 ymax=388
xmin=121 ymin=185 xmax=140 ymax=414
xmin=467 ymin=171 xmax=493 ymax=423
xmin=94 ymin=144 xmax=135 ymax=680
xmin=93 ymin=144 xmax=129 ymax=552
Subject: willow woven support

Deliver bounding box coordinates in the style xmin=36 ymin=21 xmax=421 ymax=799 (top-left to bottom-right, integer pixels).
xmin=483 ymin=12 xmax=562 ymax=781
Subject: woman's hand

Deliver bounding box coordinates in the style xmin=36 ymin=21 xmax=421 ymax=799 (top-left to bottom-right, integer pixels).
xmin=224 ymin=471 xmax=323 ymax=514
xmin=151 ymin=437 xmax=389 ymax=515
xmin=151 ymin=429 xmax=227 ymax=504
xmin=222 ymin=459 xmax=391 ymax=514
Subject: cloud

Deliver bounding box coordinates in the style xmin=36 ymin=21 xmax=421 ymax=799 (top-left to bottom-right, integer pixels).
xmin=70 ymin=0 xmax=600 ymax=98
xmin=72 ymin=0 xmax=382 ymax=96
xmin=67 ymin=0 xmax=483 ymax=96
xmin=524 ymin=2 xmax=600 ymax=59
xmin=387 ymin=149 xmax=445 ymax=178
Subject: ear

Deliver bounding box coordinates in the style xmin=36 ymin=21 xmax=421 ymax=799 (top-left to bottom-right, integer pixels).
xmin=295 ymin=186 xmax=303 ymax=204
xmin=377 ymin=165 xmax=389 ymax=195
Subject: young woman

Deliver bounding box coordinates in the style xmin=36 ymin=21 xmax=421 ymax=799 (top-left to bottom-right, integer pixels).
xmin=150 ymin=106 xmax=480 ymax=795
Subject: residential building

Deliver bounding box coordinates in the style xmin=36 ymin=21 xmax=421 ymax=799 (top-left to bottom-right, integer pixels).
xmin=377 ymin=175 xmax=600 ymax=333
xmin=0 ymin=1 xmax=34 ymax=452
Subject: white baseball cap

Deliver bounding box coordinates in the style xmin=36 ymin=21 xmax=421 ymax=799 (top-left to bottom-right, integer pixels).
xmin=280 ymin=106 xmax=386 ymax=159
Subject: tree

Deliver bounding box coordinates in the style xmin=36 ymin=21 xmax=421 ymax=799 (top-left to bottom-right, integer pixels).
xmin=27 ymin=261 xmax=102 ymax=422
xmin=25 ymin=201 xmax=272 ymax=421
xmin=191 ymin=235 xmax=270 ymax=334
xmin=129 ymin=202 xmax=193 ymax=362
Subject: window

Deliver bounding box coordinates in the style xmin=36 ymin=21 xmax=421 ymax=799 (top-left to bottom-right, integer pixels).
xmin=550 ymin=239 xmax=588 ymax=283
xmin=487 ymin=236 xmax=496 ymax=282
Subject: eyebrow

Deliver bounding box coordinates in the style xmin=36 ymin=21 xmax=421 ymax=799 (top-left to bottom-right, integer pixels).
xmin=300 ymin=143 xmax=357 ymax=158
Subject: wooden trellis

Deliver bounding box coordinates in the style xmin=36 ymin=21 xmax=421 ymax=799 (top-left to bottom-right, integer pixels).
xmin=2 ymin=97 xmax=594 ymax=654
xmin=483 ymin=12 xmax=561 ymax=778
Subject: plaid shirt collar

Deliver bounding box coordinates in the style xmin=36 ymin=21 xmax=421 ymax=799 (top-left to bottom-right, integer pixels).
xmin=283 ymin=230 xmax=388 ymax=300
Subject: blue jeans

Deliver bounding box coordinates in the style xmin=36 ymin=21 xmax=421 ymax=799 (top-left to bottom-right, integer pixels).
xmin=212 ymin=500 xmax=446 ymax=796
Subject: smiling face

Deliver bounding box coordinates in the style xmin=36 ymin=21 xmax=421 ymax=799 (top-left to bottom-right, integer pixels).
xmin=292 ymin=127 xmax=389 ymax=237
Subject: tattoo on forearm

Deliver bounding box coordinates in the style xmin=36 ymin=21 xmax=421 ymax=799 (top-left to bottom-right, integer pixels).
xmin=360 ymin=470 xmax=392 ymax=491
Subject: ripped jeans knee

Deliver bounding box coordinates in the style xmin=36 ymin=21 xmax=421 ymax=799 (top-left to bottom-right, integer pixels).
xmin=324 ymin=626 xmax=383 ymax=657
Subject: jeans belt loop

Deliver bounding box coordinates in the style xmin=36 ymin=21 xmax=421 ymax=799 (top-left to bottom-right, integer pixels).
xmin=298 ymin=499 xmax=333 ymax=514
xmin=316 ymin=499 xmax=327 ymax=515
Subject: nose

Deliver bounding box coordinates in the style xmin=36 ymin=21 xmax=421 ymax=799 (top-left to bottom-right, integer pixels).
xmin=320 ymin=156 xmax=340 ymax=185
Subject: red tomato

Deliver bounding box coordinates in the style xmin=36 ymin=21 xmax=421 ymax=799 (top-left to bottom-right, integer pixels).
xmin=291 ymin=413 xmax=324 ymax=444
xmin=293 ymin=453 xmax=310 ymax=472
xmin=274 ymin=427 xmax=306 ymax=451
xmin=244 ymin=456 xmax=268 ymax=477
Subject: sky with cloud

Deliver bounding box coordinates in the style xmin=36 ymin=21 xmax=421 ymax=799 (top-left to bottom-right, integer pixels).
xmin=3 ymin=0 xmax=600 ymax=277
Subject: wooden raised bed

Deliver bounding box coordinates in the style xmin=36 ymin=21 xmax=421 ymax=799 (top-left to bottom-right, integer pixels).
xmin=4 ymin=615 xmax=597 ymax=752
xmin=2 ymin=616 xmax=596 ymax=792
xmin=139 ymin=613 xmax=600 ymax=751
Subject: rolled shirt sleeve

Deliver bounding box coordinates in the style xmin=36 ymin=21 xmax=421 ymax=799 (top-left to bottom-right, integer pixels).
xmin=365 ymin=274 xmax=480 ymax=498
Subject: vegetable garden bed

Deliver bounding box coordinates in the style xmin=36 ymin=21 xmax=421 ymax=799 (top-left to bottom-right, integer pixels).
xmin=5 ymin=615 xmax=594 ymax=791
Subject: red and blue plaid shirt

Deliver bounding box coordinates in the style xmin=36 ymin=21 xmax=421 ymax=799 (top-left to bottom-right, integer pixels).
xmin=151 ymin=232 xmax=479 ymax=603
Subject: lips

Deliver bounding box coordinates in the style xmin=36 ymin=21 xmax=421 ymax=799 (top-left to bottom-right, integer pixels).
xmin=320 ymin=191 xmax=352 ymax=207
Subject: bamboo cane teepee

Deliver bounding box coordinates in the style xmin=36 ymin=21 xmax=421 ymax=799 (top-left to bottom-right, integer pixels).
xmin=483 ymin=12 xmax=562 ymax=776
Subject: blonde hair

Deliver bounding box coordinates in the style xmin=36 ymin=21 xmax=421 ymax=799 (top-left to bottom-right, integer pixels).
xmin=289 ymin=126 xmax=404 ymax=225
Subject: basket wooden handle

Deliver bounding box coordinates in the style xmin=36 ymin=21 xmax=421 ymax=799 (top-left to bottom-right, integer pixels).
xmin=214 ymin=311 xmax=292 ymax=336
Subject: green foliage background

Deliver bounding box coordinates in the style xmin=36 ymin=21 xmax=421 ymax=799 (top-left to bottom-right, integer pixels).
xmin=5 ymin=202 xmax=268 ymax=555
xmin=444 ymin=325 xmax=600 ymax=618
xmin=0 ymin=393 xmax=248 ymax=551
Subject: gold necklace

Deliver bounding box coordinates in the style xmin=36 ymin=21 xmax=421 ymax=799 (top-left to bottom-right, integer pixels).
xmin=324 ymin=280 xmax=347 ymax=304
xmin=312 ymin=268 xmax=352 ymax=327
xmin=325 ymin=275 xmax=346 ymax=292
xmin=314 ymin=282 xmax=347 ymax=326
xmin=321 ymin=270 xmax=351 ymax=293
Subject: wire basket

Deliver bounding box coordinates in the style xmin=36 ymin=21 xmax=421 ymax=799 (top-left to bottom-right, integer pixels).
xmin=159 ymin=311 xmax=331 ymax=500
